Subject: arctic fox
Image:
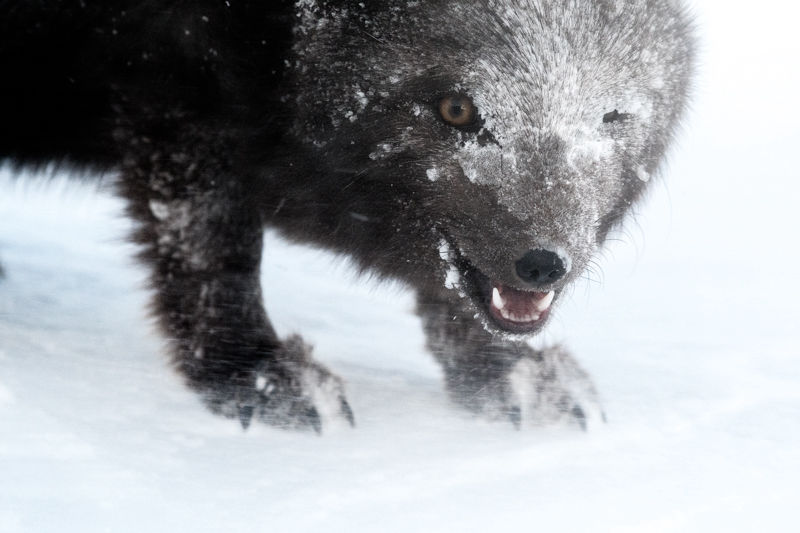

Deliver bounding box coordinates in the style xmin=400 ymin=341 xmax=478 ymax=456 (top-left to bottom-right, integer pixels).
xmin=0 ymin=0 xmax=695 ymax=432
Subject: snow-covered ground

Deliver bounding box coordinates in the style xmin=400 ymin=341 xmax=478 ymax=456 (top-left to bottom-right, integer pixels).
xmin=2 ymin=1 xmax=799 ymax=531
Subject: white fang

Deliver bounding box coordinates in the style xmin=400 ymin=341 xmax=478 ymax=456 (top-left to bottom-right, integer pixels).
xmin=492 ymin=287 xmax=506 ymax=309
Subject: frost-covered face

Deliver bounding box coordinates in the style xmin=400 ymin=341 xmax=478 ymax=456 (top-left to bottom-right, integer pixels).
xmin=291 ymin=0 xmax=694 ymax=335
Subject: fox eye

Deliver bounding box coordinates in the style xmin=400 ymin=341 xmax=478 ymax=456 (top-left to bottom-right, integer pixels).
xmin=438 ymin=95 xmax=477 ymax=127
xmin=602 ymin=109 xmax=630 ymax=124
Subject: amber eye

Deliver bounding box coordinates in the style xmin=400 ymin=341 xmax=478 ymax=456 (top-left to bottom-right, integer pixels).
xmin=438 ymin=95 xmax=477 ymax=127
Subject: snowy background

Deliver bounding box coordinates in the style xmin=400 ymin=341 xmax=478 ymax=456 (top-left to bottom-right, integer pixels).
xmin=2 ymin=1 xmax=799 ymax=531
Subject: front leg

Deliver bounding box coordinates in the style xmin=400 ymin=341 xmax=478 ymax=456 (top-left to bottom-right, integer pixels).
xmin=417 ymin=287 xmax=604 ymax=430
xmin=116 ymin=115 xmax=353 ymax=432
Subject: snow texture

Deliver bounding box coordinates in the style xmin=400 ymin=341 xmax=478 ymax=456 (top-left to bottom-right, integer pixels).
xmin=2 ymin=1 xmax=800 ymax=531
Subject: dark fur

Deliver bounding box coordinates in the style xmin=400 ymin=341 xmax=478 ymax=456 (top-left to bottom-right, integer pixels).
xmin=1 ymin=0 xmax=695 ymax=431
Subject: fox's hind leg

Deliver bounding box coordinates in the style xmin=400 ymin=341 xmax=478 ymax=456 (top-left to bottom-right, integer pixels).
xmin=416 ymin=287 xmax=604 ymax=430
xmin=115 ymin=109 xmax=353 ymax=433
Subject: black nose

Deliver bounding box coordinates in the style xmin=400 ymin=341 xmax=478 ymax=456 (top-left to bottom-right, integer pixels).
xmin=515 ymin=249 xmax=567 ymax=286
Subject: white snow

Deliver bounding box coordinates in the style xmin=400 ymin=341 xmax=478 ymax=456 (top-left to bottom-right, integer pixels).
xmin=636 ymin=164 xmax=650 ymax=182
xmin=2 ymin=1 xmax=800 ymax=531
xmin=148 ymin=199 xmax=169 ymax=221
xmin=438 ymin=239 xmax=461 ymax=290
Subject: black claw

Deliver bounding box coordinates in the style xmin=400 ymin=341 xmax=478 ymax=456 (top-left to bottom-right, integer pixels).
xmin=306 ymin=406 xmax=322 ymax=435
xmin=571 ymin=405 xmax=587 ymax=432
xmin=340 ymin=398 xmax=356 ymax=427
xmin=238 ymin=405 xmax=254 ymax=430
xmin=509 ymin=405 xmax=522 ymax=430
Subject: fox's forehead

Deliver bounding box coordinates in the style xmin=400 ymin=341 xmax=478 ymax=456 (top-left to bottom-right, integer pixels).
xmin=292 ymin=0 xmax=692 ymax=144
xmin=463 ymin=54 xmax=654 ymax=145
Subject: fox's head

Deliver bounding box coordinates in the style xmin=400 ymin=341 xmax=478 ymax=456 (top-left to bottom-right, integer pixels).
xmin=289 ymin=0 xmax=695 ymax=335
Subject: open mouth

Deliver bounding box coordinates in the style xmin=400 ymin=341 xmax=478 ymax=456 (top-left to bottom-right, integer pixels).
xmin=489 ymin=284 xmax=554 ymax=331
xmin=460 ymin=257 xmax=557 ymax=335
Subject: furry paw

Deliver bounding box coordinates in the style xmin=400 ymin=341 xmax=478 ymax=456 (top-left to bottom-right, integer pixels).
xmin=504 ymin=345 xmax=605 ymax=431
xmin=206 ymin=335 xmax=354 ymax=434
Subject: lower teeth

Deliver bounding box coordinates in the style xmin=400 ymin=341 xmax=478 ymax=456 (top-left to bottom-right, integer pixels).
xmin=499 ymin=308 xmax=540 ymax=323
